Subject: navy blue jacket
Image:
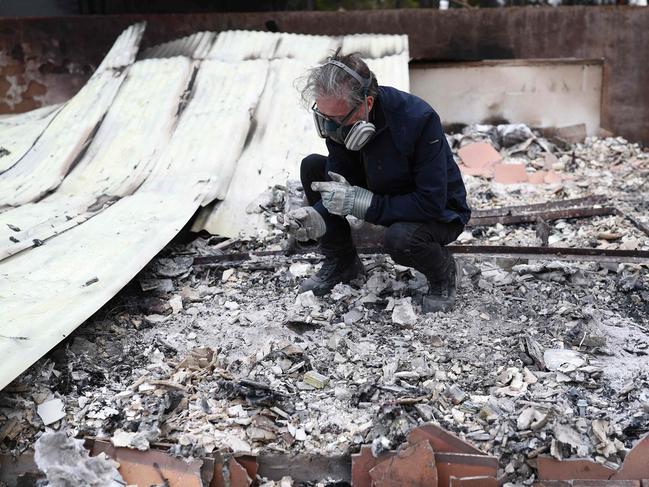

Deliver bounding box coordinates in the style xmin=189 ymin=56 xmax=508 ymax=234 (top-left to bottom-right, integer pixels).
xmin=314 ymin=86 xmax=471 ymax=227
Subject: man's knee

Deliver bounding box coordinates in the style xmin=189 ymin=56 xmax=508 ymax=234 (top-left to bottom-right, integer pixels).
xmin=300 ymin=154 xmax=327 ymax=183
xmin=383 ymin=222 xmax=419 ymax=256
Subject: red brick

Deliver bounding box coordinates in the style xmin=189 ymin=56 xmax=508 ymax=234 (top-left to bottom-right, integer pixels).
xmin=544 ymin=170 xmax=563 ymax=184
xmin=351 ymin=446 xmax=396 ymax=487
xmin=228 ymin=457 xmax=252 ymax=487
xmin=407 ymin=423 xmax=485 ymax=456
xmin=233 ymin=454 xmax=258 ymax=482
xmin=534 ymin=481 xmax=573 ymax=486
xmin=528 ymin=171 xmax=548 ymax=184
xmin=572 ymin=481 xmax=640 ymax=486
xmin=449 ymin=475 xmax=498 ymax=486
xmin=434 ymin=452 xmax=498 ymax=486
xmin=611 ymin=433 xmax=649 ymax=480
xmin=536 ymin=456 xmax=616 ymax=480
xmin=90 ymin=440 xmax=203 ymax=487
xmin=458 ymin=162 xmax=495 ymax=178
xmin=493 ymin=163 xmax=528 ymax=184
xmin=369 ymin=440 xmax=438 ymax=487
xmin=210 ymin=456 xmax=252 ymax=487
xmin=457 ymin=142 xmax=501 ymax=169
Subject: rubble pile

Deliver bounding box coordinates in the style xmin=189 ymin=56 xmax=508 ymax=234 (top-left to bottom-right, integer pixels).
xmin=449 ymin=125 xmax=649 ymax=252
xmin=0 ymin=130 xmax=648 ymax=485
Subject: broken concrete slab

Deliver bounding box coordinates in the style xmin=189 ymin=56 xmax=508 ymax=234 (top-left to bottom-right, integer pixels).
xmin=36 ymin=398 xmax=66 ymax=426
xmin=391 ymin=297 xmax=417 ymax=325
xmin=543 ymin=349 xmax=586 ymax=372
xmin=369 ymin=440 xmax=438 ymax=487
xmin=110 ymin=428 xmax=156 ymax=451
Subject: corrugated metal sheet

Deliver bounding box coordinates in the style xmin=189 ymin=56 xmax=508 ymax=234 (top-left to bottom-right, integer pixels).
xmin=140 ymin=31 xmax=216 ymax=60
xmin=95 ymin=22 xmax=146 ymax=72
xmin=0 ymin=105 xmax=62 ymax=174
xmin=0 ymin=26 xmax=409 ymax=390
xmin=0 ymin=57 xmax=193 ymax=261
xmin=0 ymin=24 xmax=146 ymax=209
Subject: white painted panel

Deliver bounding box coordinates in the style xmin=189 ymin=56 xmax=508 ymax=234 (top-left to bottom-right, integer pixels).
xmin=410 ymin=61 xmax=602 ymax=135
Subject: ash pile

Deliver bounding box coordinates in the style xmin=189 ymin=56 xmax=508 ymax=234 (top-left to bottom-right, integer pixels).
xmin=0 ymin=126 xmax=648 ymax=486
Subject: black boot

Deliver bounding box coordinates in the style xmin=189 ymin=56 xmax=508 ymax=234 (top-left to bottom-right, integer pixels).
xmin=299 ymin=252 xmax=364 ymax=296
xmin=422 ymin=254 xmax=459 ymax=313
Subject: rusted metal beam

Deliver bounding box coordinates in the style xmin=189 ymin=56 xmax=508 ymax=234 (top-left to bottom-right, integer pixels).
xmin=470 ymin=195 xmax=607 ymax=218
xmin=193 ymin=245 xmax=649 ymax=266
xmin=468 ymin=206 xmax=616 ymax=227
xmin=615 ymin=208 xmax=649 ymax=237
xmin=446 ymin=245 xmax=649 ymax=264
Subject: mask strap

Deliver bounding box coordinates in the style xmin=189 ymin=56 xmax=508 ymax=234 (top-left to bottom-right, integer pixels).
xmin=324 ymin=59 xmax=373 ymax=123
xmin=325 ymin=60 xmax=371 ymax=92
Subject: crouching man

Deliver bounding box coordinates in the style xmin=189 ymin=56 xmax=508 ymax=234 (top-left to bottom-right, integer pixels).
xmin=288 ymin=51 xmax=471 ymax=312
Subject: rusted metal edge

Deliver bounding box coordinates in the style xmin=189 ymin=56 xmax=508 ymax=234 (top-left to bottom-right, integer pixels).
xmin=468 ymin=206 xmax=616 ymax=226
xmin=0 ymin=445 xmax=349 ymax=485
xmin=615 ymin=208 xmax=649 ymax=237
xmin=470 ymin=195 xmax=608 ymax=218
xmin=4 ymin=429 xmax=649 ymax=485
xmin=257 ymin=453 xmax=351 ymax=482
xmin=193 ymin=245 xmax=649 ymax=266
xmin=446 ymin=245 xmax=649 ymax=264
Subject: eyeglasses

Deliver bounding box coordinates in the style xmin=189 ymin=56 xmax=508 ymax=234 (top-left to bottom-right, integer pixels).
xmin=311 ymin=101 xmax=361 ymax=140
xmin=311 ymin=102 xmax=359 ymax=126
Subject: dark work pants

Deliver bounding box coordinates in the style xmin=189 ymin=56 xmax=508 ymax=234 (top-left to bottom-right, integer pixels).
xmin=300 ymin=153 xmax=465 ymax=282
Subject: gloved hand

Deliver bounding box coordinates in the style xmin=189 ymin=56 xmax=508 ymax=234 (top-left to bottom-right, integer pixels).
xmin=286 ymin=207 xmax=326 ymax=242
xmin=311 ymin=171 xmax=373 ymax=219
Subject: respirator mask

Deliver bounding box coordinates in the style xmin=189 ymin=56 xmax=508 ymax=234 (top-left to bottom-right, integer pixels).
xmin=311 ymin=60 xmax=376 ymax=151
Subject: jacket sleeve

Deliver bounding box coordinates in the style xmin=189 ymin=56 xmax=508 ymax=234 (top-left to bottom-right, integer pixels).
xmin=312 ymin=139 xmax=358 ymax=219
xmin=363 ymin=112 xmax=451 ymax=226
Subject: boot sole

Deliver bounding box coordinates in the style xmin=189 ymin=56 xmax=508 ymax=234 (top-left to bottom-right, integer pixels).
xmin=299 ymin=262 xmax=365 ymax=296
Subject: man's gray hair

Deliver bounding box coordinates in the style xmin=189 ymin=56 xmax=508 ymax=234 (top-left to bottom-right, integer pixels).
xmin=299 ymin=50 xmax=379 ymax=109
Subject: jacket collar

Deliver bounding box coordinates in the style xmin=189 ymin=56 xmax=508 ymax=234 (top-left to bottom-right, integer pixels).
xmin=371 ymin=91 xmax=389 ymax=135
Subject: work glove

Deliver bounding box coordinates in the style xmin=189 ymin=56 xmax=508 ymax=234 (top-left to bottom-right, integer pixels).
xmin=311 ymin=171 xmax=374 ymax=219
xmin=286 ymin=207 xmax=326 ymax=242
